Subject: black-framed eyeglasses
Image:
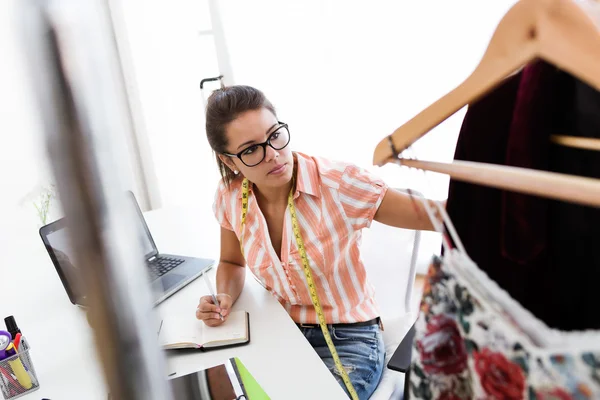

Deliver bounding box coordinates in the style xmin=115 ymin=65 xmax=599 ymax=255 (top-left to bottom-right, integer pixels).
xmin=222 ymin=122 xmax=291 ymax=167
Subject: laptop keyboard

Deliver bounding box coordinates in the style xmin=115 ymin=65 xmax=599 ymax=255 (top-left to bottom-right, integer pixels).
xmin=148 ymin=256 xmax=184 ymax=278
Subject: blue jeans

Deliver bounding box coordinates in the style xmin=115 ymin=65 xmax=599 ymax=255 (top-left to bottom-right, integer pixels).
xmin=299 ymin=323 xmax=385 ymax=399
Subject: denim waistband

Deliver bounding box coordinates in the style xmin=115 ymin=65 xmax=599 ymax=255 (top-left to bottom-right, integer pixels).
xmin=296 ymin=317 xmax=380 ymax=329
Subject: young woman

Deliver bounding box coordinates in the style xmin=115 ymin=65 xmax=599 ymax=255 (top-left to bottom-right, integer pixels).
xmin=196 ymin=85 xmax=437 ymax=399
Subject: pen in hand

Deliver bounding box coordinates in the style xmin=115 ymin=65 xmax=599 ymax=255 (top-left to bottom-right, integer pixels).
xmin=203 ymin=273 xmax=224 ymax=321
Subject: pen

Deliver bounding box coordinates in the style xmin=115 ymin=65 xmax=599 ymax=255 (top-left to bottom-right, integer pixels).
xmin=202 ymin=273 xmax=224 ymax=321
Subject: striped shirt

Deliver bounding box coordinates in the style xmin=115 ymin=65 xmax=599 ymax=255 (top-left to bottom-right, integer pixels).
xmin=213 ymin=152 xmax=388 ymax=324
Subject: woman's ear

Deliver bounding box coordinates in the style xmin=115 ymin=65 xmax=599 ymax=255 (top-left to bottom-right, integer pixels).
xmin=218 ymin=154 xmax=238 ymax=173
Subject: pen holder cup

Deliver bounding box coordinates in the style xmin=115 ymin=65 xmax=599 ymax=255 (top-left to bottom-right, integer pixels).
xmin=0 ymin=338 xmax=40 ymax=399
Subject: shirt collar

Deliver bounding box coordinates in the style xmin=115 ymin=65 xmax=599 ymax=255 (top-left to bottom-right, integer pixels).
xmin=293 ymin=152 xmax=320 ymax=199
xmin=237 ymin=152 xmax=321 ymax=199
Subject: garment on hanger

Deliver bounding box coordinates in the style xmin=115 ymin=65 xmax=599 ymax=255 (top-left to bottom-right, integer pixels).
xmin=410 ymin=251 xmax=600 ymax=400
xmin=445 ymin=61 xmax=600 ymax=331
xmin=372 ymin=2 xmax=600 ymax=397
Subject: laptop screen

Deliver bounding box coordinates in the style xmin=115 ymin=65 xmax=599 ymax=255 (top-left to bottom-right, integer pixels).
xmin=127 ymin=192 xmax=158 ymax=259
xmin=43 ymin=192 xmax=157 ymax=305
xmin=45 ymin=225 xmax=87 ymax=304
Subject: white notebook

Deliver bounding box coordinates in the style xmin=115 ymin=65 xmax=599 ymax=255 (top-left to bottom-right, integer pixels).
xmin=159 ymin=310 xmax=249 ymax=350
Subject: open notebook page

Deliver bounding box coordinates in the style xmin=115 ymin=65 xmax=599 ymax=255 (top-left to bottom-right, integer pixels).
xmin=159 ymin=310 xmax=248 ymax=349
xmin=203 ymin=311 xmax=248 ymax=347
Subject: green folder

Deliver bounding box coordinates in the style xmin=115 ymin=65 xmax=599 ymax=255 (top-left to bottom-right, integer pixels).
xmin=232 ymin=357 xmax=270 ymax=400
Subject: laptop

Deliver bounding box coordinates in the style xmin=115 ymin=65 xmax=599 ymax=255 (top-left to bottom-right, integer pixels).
xmin=39 ymin=191 xmax=215 ymax=307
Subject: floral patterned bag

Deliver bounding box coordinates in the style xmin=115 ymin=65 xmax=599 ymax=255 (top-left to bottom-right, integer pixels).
xmin=409 ymin=250 xmax=600 ymax=400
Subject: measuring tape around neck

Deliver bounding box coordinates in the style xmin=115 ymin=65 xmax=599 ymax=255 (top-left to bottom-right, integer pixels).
xmin=239 ymin=178 xmax=358 ymax=400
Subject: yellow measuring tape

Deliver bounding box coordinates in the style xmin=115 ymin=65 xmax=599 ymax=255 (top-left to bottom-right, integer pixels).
xmin=239 ymin=178 xmax=358 ymax=400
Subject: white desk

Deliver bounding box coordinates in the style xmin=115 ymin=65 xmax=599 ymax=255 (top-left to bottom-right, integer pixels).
xmin=0 ymin=204 xmax=347 ymax=399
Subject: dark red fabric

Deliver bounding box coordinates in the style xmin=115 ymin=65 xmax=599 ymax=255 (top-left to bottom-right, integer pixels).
xmin=446 ymin=70 xmax=525 ymax=312
xmin=446 ymin=61 xmax=600 ymax=330
xmin=500 ymin=61 xmax=565 ymax=265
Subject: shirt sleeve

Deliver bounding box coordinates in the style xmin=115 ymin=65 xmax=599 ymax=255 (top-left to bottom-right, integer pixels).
xmin=338 ymin=164 xmax=388 ymax=230
xmin=212 ymin=180 xmax=234 ymax=231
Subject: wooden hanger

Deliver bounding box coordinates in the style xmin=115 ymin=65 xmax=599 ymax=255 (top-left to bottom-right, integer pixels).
xmin=550 ymin=134 xmax=600 ymax=151
xmin=400 ymin=158 xmax=600 ymax=208
xmin=373 ymin=0 xmax=600 ymax=166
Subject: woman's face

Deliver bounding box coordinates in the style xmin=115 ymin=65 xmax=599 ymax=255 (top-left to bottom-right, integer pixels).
xmin=220 ymin=108 xmax=294 ymax=189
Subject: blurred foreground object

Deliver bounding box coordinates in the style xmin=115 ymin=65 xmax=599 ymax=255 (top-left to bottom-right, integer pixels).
xmin=17 ymin=0 xmax=173 ymax=399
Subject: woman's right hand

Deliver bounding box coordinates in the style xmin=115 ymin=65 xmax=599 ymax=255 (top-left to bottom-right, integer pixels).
xmin=196 ymin=293 xmax=233 ymax=327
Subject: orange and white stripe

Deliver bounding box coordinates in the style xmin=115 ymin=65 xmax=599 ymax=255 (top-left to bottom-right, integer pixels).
xmin=213 ymin=152 xmax=388 ymax=324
